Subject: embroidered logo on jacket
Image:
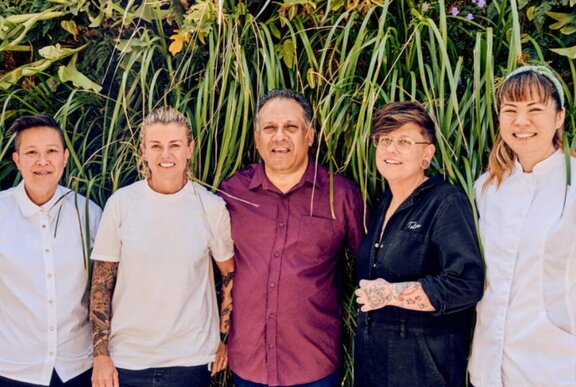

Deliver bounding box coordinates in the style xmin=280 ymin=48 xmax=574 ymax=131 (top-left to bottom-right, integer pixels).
xmin=407 ymin=221 xmax=421 ymax=230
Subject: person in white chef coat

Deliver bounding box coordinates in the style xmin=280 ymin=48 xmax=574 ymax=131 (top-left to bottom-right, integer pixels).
xmin=0 ymin=113 xmax=101 ymax=387
xmin=469 ymin=65 xmax=576 ymax=386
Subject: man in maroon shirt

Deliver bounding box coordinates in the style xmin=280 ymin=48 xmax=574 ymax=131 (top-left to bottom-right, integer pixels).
xmin=219 ymin=89 xmax=365 ymax=386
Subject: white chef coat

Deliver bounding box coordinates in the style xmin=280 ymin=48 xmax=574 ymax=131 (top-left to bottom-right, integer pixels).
xmin=469 ymin=150 xmax=576 ymax=387
xmin=0 ymin=182 xmax=101 ymax=385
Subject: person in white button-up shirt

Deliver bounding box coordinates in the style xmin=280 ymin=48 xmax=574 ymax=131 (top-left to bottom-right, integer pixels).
xmin=469 ymin=65 xmax=576 ymax=386
xmin=0 ymin=114 xmax=101 ymax=387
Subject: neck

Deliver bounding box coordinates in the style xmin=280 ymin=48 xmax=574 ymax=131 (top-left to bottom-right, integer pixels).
xmin=148 ymin=176 xmax=187 ymax=194
xmin=25 ymin=184 xmax=57 ymax=206
xmin=517 ymin=147 xmax=557 ymax=173
xmin=264 ymin=159 xmax=309 ymax=194
xmin=388 ymin=173 xmax=427 ymax=205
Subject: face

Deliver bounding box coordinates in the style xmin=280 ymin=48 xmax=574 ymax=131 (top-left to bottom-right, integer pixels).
xmin=499 ymin=97 xmax=565 ymax=166
xmin=140 ymin=122 xmax=193 ymax=184
xmin=255 ymin=98 xmax=314 ymax=178
xmin=12 ymin=126 xmax=69 ymax=205
xmin=374 ymin=122 xmax=435 ymax=185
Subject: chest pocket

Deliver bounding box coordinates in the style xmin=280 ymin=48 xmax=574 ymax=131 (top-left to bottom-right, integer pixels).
xmin=378 ymin=229 xmax=429 ymax=281
xmin=296 ymin=215 xmax=343 ymax=263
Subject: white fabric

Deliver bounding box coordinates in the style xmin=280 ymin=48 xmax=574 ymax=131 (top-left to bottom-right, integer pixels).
xmin=91 ymin=180 xmax=234 ymax=370
xmin=0 ymin=182 xmax=101 ymax=385
xmin=470 ymin=150 xmax=576 ymax=387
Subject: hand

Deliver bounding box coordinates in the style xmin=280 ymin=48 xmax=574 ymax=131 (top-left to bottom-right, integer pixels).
xmin=92 ymin=355 xmax=119 ymax=387
xmin=355 ymin=278 xmax=392 ymax=312
xmin=211 ymin=341 xmax=228 ymax=376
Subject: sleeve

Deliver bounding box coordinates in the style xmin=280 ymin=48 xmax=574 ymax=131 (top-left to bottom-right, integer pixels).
xmin=344 ymin=183 xmax=368 ymax=255
xmin=419 ymin=191 xmax=485 ymax=315
xmin=208 ymin=199 xmax=234 ymax=262
xmin=88 ymin=200 xmax=103 ymax=245
xmin=91 ymin=194 xmax=122 ymax=262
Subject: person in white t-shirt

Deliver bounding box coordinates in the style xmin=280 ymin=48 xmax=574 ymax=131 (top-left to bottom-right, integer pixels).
xmin=469 ymin=65 xmax=576 ymax=386
xmin=0 ymin=114 xmax=101 ymax=387
xmin=89 ymin=106 xmax=234 ymax=387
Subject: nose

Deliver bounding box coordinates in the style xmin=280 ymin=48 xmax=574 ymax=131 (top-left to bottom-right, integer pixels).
xmin=272 ymin=127 xmax=288 ymax=141
xmin=161 ymin=146 xmax=170 ymax=158
xmin=385 ymin=139 xmax=398 ymax=153
xmin=37 ymin=154 xmax=49 ymax=166
xmin=513 ymin=111 xmax=530 ymax=126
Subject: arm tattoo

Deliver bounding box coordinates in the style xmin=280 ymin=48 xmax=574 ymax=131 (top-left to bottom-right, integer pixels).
xmin=90 ymin=261 xmax=118 ymax=356
xmin=222 ymin=271 xmax=234 ymax=288
xmin=392 ymin=281 xmax=434 ymax=311
xmin=219 ymin=270 xmax=233 ymax=334
xmin=358 ymin=279 xmax=435 ymax=312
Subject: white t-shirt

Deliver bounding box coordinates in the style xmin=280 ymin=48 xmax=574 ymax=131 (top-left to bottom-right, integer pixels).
xmin=0 ymin=182 xmax=101 ymax=385
xmin=470 ymin=151 xmax=576 ymax=386
xmin=91 ymin=180 xmax=234 ymax=370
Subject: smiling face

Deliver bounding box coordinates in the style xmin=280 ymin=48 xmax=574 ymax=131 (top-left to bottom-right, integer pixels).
xmin=499 ymin=97 xmax=565 ymax=170
xmin=140 ymin=122 xmax=193 ymax=192
xmin=255 ymin=97 xmax=314 ymax=181
xmin=12 ymin=126 xmax=69 ymax=205
xmin=375 ymin=122 xmax=435 ymax=186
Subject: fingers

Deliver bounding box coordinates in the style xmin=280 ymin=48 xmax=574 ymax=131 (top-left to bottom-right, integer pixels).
xmin=211 ymin=342 xmax=228 ymax=376
xmin=92 ymin=355 xmax=119 ymax=387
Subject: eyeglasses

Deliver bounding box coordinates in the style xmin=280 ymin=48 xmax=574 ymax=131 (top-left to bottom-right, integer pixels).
xmin=372 ymin=135 xmax=432 ymax=154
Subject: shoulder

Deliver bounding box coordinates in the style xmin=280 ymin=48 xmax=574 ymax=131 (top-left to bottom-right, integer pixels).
xmin=428 ymin=177 xmax=468 ymax=200
xmin=0 ymin=186 xmax=17 ymax=202
xmin=61 ymin=187 xmax=102 ymax=216
xmin=316 ymin=164 xmax=361 ymax=196
xmin=0 ymin=186 xmax=18 ymax=214
xmin=220 ymin=164 xmax=259 ymax=194
xmin=188 ymin=181 xmax=227 ymax=210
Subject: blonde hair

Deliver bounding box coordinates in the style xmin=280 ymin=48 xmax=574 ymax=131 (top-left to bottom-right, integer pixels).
xmin=138 ymin=106 xmax=195 ymax=179
xmin=484 ymin=69 xmax=565 ymax=189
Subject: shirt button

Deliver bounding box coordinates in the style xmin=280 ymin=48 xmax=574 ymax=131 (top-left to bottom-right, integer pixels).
xmin=42 ymin=224 xmax=47 ymax=229
xmin=49 ymin=352 xmax=54 ymax=356
xmin=44 ymin=248 xmax=50 ymax=253
xmin=373 ymin=264 xmax=376 ymax=268
xmin=273 ymin=252 xmax=280 ymax=258
xmin=47 ymin=274 xmax=53 ymax=279
xmin=270 ymin=282 xmax=276 ymax=288
xmin=279 ymin=222 xmax=285 ymax=228
xmin=269 ymin=313 xmax=275 ymax=319
xmin=49 ymin=326 xmax=55 ymax=331
xmin=48 ymin=300 xmax=54 ymax=305
xmin=268 ymin=344 xmax=274 ymax=349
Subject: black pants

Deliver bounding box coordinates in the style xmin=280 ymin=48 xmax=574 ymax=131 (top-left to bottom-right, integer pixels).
xmin=0 ymin=369 xmax=91 ymax=387
xmin=354 ymin=320 xmax=471 ymax=387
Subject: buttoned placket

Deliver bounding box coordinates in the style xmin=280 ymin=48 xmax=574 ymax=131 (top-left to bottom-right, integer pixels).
xmin=491 ymin=174 xmax=536 ymax=383
xmin=40 ymin=205 xmax=58 ymax=379
xmin=264 ymin=193 xmax=290 ymax=386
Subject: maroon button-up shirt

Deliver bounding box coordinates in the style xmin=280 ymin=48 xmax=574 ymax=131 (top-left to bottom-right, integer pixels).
xmin=220 ymin=161 xmax=365 ymax=386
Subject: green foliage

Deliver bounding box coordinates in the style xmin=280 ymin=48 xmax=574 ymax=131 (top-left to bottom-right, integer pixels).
xmin=0 ymin=0 xmax=575 ymax=385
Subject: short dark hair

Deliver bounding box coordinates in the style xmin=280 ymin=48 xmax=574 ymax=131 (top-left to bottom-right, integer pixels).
xmin=371 ymin=101 xmax=436 ymax=145
xmin=255 ymin=88 xmax=313 ymax=129
xmin=8 ymin=113 xmax=65 ymax=151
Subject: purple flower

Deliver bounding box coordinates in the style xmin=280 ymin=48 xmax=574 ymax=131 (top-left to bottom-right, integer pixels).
xmin=422 ymin=1 xmax=430 ymax=13
xmin=477 ymin=0 xmax=486 ymax=8
xmin=466 ymin=12 xmax=474 ymax=20
xmin=471 ymin=0 xmax=477 ymax=3
xmin=451 ymin=6 xmax=460 ymax=16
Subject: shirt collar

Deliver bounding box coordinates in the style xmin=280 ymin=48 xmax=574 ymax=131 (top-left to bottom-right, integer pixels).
xmin=248 ymin=159 xmax=320 ymax=192
xmin=512 ymin=149 xmax=564 ymax=176
xmin=15 ymin=181 xmax=68 ymax=218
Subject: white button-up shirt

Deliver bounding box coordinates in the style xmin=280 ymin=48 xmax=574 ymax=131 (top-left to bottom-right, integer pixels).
xmin=0 ymin=182 xmax=101 ymax=385
xmin=470 ymin=151 xmax=576 ymax=387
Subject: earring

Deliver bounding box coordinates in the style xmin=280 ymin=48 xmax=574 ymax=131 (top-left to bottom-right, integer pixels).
xmin=421 ymin=159 xmax=430 ymax=169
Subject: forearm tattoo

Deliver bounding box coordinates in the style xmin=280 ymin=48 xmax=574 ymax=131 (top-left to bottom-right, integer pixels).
xmin=90 ymin=261 xmax=118 ymax=356
xmin=358 ymin=279 xmax=435 ymax=312
xmin=220 ymin=270 xmax=234 ymax=334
